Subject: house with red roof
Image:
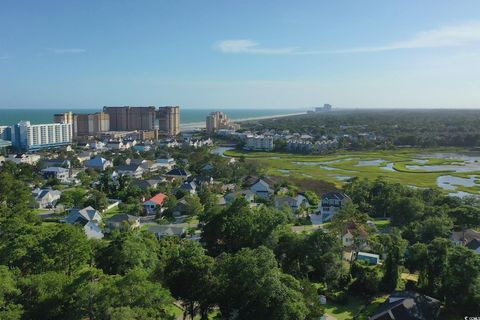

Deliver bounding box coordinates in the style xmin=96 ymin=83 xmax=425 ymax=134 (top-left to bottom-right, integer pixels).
xmin=143 ymin=193 xmax=167 ymax=215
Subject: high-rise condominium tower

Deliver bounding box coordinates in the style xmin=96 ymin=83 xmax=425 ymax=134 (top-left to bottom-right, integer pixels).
xmin=206 ymin=111 xmax=239 ymax=134
xmin=103 ymin=106 xmax=156 ymax=131
xmin=157 ymin=106 xmax=180 ymax=136
xmin=74 ymin=112 xmax=110 ymax=137
xmin=11 ymin=121 xmax=72 ymax=151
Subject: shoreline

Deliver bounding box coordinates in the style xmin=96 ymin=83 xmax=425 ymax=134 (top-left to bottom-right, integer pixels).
xmin=180 ymin=112 xmax=306 ymax=131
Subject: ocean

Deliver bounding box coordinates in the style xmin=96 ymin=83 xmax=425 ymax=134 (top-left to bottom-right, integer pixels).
xmin=0 ymin=108 xmax=304 ymax=126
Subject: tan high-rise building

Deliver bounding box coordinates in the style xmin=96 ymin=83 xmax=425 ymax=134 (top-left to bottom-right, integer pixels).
xmin=74 ymin=112 xmax=110 ymax=137
xmin=103 ymin=106 xmax=156 ymax=131
xmin=157 ymin=106 xmax=180 ymax=136
xmin=54 ymin=112 xmax=74 ymax=124
xmin=206 ymin=111 xmax=239 ymax=134
xmin=54 ymin=112 xmax=76 ymax=136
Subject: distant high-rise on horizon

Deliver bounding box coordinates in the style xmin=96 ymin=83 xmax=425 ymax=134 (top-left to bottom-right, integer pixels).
xmin=157 ymin=106 xmax=180 ymax=136
xmin=206 ymin=111 xmax=239 ymax=134
xmin=315 ymin=104 xmax=332 ymax=112
xmin=103 ymin=106 xmax=156 ymax=131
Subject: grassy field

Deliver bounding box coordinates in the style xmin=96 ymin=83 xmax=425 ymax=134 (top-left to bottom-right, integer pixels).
xmin=225 ymin=148 xmax=480 ymax=195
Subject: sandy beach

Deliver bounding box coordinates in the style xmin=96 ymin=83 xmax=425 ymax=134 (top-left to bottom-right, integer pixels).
xmin=180 ymin=111 xmax=306 ymax=131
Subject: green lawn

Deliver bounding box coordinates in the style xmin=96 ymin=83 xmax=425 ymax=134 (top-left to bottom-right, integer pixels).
xmin=372 ymin=219 xmax=390 ymax=231
xmin=33 ymin=208 xmax=50 ymax=214
xmin=224 ymin=148 xmax=480 ymax=195
xmin=323 ymin=297 xmax=366 ymax=320
xmin=103 ymin=206 xmax=122 ymax=218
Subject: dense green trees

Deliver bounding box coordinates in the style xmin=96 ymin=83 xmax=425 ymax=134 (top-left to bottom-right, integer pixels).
xmin=202 ymin=198 xmax=290 ymax=255
xmin=95 ymin=231 xmax=160 ymax=275
xmin=161 ymin=239 xmax=216 ymax=319
xmin=272 ymin=228 xmax=343 ymax=285
xmin=245 ymin=109 xmax=480 ymax=149
xmin=3 ymin=144 xmax=480 ymax=319
xmin=0 ymin=266 xmax=23 ymax=320
xmin=215 ymin=246 xmax=309 ymax=320
xmin=381 ymin=231 xmax=407 ymax=291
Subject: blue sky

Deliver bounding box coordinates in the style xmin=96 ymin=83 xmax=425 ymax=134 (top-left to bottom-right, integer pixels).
xmin=1 ymin=0 xmax=480 ymax=109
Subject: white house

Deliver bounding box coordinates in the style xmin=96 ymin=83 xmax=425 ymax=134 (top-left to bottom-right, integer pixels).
xmin=106 ymin=214 xmax=140 ymax=232
xmin=148 ymin=225 xmax=186 ymax=238
xmin=315 ymin=192 xmax=351 ymax=223
xmin=7 ymin=153 xmax=41 ymax=165
xmin=116 ymin=164 xmax=144 ymax=179
xmin=65 ymin=206 xmax=104 ymax=239
xmin=156 ymin=158 xmax=176 ymax=171
xmin=32 ymin=188 xmax=62 ymax=209
xmin=274 ymin=194 xmax=310 ymax=212
xmin=224 ymin=190 xmax=255 ymax=205
xmin=341 ymin=223 xmax=369 ymax=249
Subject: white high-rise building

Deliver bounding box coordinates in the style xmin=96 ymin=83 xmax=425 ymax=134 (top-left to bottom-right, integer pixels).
xmin=11 ymin=121 xmax=72 ymax=151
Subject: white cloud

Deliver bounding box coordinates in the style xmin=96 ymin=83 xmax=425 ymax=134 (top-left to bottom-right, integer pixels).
xmin=51 ymin=48 xmax=86 ymax=54
xmin=216 ymin=21 xmax=480 ymax=55
xmin=215 ymin=39 xmax=297 ymax=54
xmin=335 ymin=21 xmax=480 ymax=53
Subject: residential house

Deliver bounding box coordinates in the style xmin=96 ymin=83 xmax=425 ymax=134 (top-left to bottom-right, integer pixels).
xmin=221 ymin=183 xmax=237 ymax=193
xmin=41 ymin=167 xmax=70 ymax=182
xmin=165 ymin=168 xmax=191 ymax=181
xmin=156 ymin=158 xmax=176 ymax=171
xmin=224 ymin=189 xmax=255 ymax=205
xmin=369 ymin=291 xmax=441 ymax=320
xmin=42 ymin=159 xmax=71 ymax=169
xmin=342 ymin=223 xmax=369 ymax=249
xmin=7 ymin=153 xmax=41 ymax=165
xmin=143 ymin=192 xmax=167 ymax=215
xmin=172 ymin=198 xmax=189 ymax=216
xmin=106 ymin=214 xmax=140 ymax=232
xmin=90 ymin=141 xmax=105 ymax=150
xmin=180 ymin=181 xmax=197 ymax=195
xmin=148 ymin=225 xmax=186 ymax=238
xmin=116 ymin=164 xmax=144 ymax=179
xmin=249 ymin=178 xmax=274 ymax=199
xmin=76 ymin=142 xmax=90 ymax=149
xmin=126 ymin=158 xmax=159 ymax=173
xmin=133 ymin=143 xmax=151 ymax=152
xmin=193 ymin=175 xmax=214 ymax=186
xmin=274 ymin=194 xmax=310 ymax=212
xmin=451 ymin=229 xmax=480 ymax=254
xmin=201 ymin=163 xmax=214 ymax=172
xmin=132 ymin=178 xmax=165 ymax=191
xmin=85 ymin=156 xmax=112 ymax=171
xmin=77 ymin=151 xmax=93 ymax=163
xmin=315 ymin=192 xmax=351 ymax=223
xmin=106 ymin=140 xmax=129 ymax=151
xmin=32 ymin=188 xmax=62 ymax=209
xmin=65 ymin=206 xmax=104 ymax=239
